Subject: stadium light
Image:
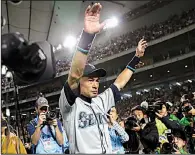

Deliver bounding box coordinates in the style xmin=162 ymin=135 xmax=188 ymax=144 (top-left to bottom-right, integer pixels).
xmin=63 ymin=36 xmax=77 ymax=49
xmin=104 ymin=17 xmax=118 ymax=30
xmin=150 ymin=74 xmax=153 ymax=78
xmin=2 ymin=65 xmax=8 ymax=75
xmin=167 ymin=70 xmax=170 ymax=73
xmin=185 ymin=65 xmax=188 ymax=68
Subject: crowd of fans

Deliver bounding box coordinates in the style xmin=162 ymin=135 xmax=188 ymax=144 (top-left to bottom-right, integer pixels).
xmin=1 ymin=8 xmax=195 ymax=90
xmin=116 ymin=79 xmax=195 ymax=119
xmin=122 ymin=0 xmax=173 ymax=22
xmin=55 ymin=8 xmax=195 ymax=74
xmin=2 ymin=79 xmax=195 ymax=154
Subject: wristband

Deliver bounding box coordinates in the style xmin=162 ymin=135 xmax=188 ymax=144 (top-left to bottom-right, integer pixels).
xmin=126 ymin=55 xmax=140 ymax=72
xmin=77 ymin=30 xmax=96 ymax=54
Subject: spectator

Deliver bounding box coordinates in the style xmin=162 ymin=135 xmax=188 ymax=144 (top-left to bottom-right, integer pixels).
xmin=1 ymin=117 xmax=27 ymax=154
xmin=108 ymin=107 xmax=129 ymax=154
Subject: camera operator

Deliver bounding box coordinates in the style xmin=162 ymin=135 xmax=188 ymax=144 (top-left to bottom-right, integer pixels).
xmin=26 ymin=97 xmax=64 ymax=154
xmin=107 ymin=107 xmax=129 ymax=154
xmin=155 ymin=101 xmax=183 ymax=131
xmin=131 ymin=105 xmax=159 ymax=154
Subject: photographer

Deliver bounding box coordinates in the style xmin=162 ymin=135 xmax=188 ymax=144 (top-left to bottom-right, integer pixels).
xmin=179 ymin=100 xmax=195 ymax=127
xmin=108 ymin=107 xmax=129 ymax=154
xmin=131 ymin=105 xmax=159 ymax=154
xmin=27 ymin=97 xmax=64 ymax=154
xmin=123 ymin=116 xmax=141 ymax=154
xmin=172 ymin=130 xmax=189 ymax=154
xmin=155 ymin=101 xmax=183 ymax=131
xmin=179 ymin=100 xmax=195 ymax=153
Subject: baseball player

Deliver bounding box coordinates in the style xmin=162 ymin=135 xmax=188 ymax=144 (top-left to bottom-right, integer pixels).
xmin=59 ymin=3 xmax=147 ymax=154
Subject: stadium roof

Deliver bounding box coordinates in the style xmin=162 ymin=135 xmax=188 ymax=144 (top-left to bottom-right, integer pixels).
xmin=1 ymin=1 xmax=149 ymax=46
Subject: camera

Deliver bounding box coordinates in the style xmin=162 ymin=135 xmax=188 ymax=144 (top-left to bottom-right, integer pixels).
xmin=125 ymin=116 xmax=138 ymax=130
xmin=147 ymin=103 xmax=163 ymax=112
xmin=182 ymin=105 xmax=193 ymax=113
xmin=161 ymin=142 xmax=178 ymax=154
xmin=141 ymin=99 xmax=164 ymax=113
xmin=46 ymin=111 xmax=56 ymax=121
xmin=160 ymin=129 xmax=178 ymax=154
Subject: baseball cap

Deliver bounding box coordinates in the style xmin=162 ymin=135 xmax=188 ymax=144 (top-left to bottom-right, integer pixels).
xmin=82 ymin=64 xmax=106 ymax=78
xmin=35 ymin=97 xmax=49 ymax=108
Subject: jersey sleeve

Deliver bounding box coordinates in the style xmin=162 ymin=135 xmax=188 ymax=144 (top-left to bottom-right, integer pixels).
xmin=59 ymin=82 xmax=77 ymax=119
xmin=97 ymin=84 xmax=121 ymax=113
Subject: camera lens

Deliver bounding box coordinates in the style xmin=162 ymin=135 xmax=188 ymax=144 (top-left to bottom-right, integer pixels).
xmin=46 ymin=111 xmax=56 ymax=120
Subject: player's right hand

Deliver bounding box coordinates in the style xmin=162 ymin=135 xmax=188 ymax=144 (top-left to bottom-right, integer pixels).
xmin=38 ymin=112 xmax=46 ymax=125
xmin=84 ymin=3 xmax=106 ymax=34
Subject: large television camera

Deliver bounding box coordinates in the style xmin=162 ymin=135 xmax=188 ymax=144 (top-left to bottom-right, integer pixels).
xmin=141 ymin=99 xmax=173 ymax=113
xmin=1 ymin=32 xmax=56 ymax=85
xmin=125 ymin=116 xmax=138 ymax=130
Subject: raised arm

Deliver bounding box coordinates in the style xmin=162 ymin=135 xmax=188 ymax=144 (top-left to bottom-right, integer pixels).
xmin=68 ymin=3 xmax=105 ymax=90
xmin=114 ymin=39 xmax=147 ymax=90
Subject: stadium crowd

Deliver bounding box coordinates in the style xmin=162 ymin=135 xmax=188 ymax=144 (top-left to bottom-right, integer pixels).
xmin=2 ymin=78 xmax=195 ymax=154
xmin=55 ymin=7 xmax=195 ymax=74
xmin=1 ymin=8 xmax=195 ymax=90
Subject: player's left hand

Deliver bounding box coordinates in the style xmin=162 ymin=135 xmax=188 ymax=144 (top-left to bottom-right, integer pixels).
xmin=135 ymin=39 xmax=147 ymax=58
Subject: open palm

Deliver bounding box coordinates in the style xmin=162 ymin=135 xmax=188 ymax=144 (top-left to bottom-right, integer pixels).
xmin=136 ymin=39 xmax=148 ymax=58
xmin=84 ymin=3 xmax=105 ymax=34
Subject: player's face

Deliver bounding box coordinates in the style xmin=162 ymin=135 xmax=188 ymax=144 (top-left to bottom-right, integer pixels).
xmin=80 ymin=77 xmax=100 ymax=98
